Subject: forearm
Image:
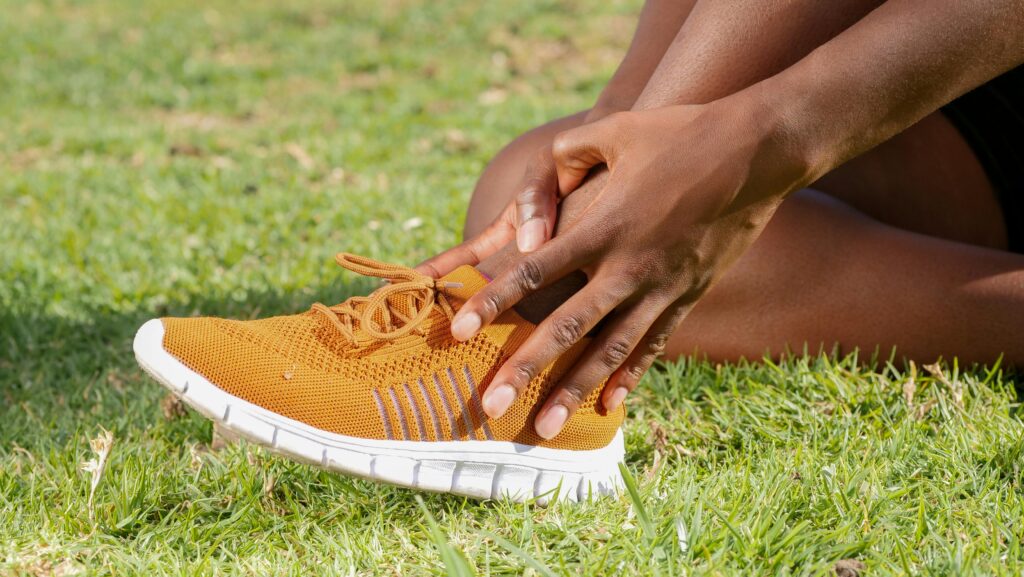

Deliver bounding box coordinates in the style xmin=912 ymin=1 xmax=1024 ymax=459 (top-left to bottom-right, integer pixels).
xmin=760 ymin=0 xmax=1024 ymax=180
xmin=589 ymin=0 xmax=696 ymax=119
xmin=632 ymin=0 xmax=883 ymax=109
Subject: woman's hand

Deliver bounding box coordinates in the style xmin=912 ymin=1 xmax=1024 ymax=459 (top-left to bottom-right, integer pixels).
xmin=415 ymin=105 xmax=628 ymax=279
xmin=450 ymin=93 xmax=815 ymax=439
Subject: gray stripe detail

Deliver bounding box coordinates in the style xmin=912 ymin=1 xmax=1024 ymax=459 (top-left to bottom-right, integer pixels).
xmin=463 ymin=365 xmax=494 ymax=440
xmin=387 ymin=387 xmax=412 ymax=441
xmin=416 ymin=377 xmax=443 ymax=442
xmin=447 ymin=367 xmax=480 ymax=441
xmin=371 ymin=389 xmax=394 ymax=440
xmin=402 ymin=382 xmax=428 ymax=441
xmin=432 ymin=373 xmax=462 ymax=440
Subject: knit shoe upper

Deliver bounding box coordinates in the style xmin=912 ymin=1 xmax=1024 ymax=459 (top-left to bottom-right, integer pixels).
xmin=159 ymin=253 xmax=624 ymax=450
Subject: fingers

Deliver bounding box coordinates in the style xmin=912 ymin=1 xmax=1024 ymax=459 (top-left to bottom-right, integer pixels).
xmin=602 ymin=299 xmax=691 ymax=411
xmin=534 ymin=296 xmax=669 ymax=439
xmin=515 ymin=147 xmax=559 ymax=253
xmin=550 ymin=113 xmax=626 ymax=195
xmin=479 ymin=278 xmax=631 ymax=422
xmin=415 ymin=203 xmax=515 ymax=278
xmin=449 ymin=221 xmax=600 ymax=341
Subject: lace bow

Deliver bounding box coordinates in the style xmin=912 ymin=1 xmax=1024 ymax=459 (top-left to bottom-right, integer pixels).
xmin=311 ymin=253 xmax=462 ymax=343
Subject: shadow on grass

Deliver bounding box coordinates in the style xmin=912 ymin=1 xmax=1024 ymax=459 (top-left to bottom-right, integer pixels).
xmin=0 ymin=275 xmax=381 ymax=450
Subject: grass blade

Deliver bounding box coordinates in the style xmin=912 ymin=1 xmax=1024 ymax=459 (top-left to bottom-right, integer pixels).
xmin=478 ymin=529 xmax=558 ymax=577
xmin=415 ymin=496 xmax=475 ymax=577
xmin=619 ymin=463 xmax=655 ymax=541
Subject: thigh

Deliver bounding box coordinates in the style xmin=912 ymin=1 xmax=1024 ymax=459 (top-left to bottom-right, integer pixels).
xmin=666 ymin=188 xmax=1024 ymax=364
xmin=813 ymin=111 xmax=1008 ymax=249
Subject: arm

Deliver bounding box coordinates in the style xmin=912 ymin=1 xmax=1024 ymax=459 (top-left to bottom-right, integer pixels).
xmin=454 ymin=0 xmax=1024 ymax=438
xmin=523 ymin=0 xmax=882 ymax=251
xmin=588 ymin=0 xmax=697 ymax=119
xmin=760 ymin=0 xmax=1024 ymax=179
xmin=632 ymin=0 xmax=885 ymax=109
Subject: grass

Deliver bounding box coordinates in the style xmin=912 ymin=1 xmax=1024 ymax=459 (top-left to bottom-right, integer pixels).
xmin=1 ymin=0 xmax=1022 ymax=574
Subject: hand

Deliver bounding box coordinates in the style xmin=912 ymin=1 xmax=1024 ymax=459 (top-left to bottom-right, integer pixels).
xmin=450 ymin=93 xmax=813 ymax=439
xmin=415 ymin=107 xmax=629 ymax=279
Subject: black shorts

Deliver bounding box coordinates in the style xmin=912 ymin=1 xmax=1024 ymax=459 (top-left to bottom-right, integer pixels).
xmin=941 ymin=65 xmax=1024 ymax=253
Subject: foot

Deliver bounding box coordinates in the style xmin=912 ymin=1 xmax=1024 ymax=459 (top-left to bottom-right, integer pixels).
xmin=134 ymin=253 xmax=624 ymax=502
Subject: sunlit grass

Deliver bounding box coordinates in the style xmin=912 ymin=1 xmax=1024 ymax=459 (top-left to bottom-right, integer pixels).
xmin=2 ymin=0 xmax=1022 ymax=574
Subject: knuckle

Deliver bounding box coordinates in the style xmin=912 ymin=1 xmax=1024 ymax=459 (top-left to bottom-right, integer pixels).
xmin=624 ymin=363 xmax=648 ymax=383
xmin=646 ymin=332 xmax=670 ymax=356
xmin=479 ymin=290 xmax=503 ymax=318
xmin=557 ymin=383 xmax=589 ymax=409
xmin=602 ymin=338 xmax=632 ymax=367
xmin=608 ymin=277 xmax=640 ymax=302
xmin=551 ymin=131 xmax=574 ymax=160
xmin=516 ymin=185 xmax=549 ymax=208
xmin=550 ymin=314 xmax=586 ymax=348
xmin=509 ymin=359 xmax=538 ymax=386
xmin=513 ymin=258 xmax=544 ymax=291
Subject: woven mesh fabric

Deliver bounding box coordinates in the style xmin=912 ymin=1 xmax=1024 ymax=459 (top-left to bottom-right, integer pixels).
xmin=161 ymin=264 xmax=624 ymax=451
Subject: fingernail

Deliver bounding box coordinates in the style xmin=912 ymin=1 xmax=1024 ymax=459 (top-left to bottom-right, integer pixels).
xmin=535 ymin=404 xmax=569 ymax=440
xmin=483 ymin=384 xmax=516 ymax=419
xmin=606 ymin=387 xmax=629 ymax=411
xmin=450 ymin=312 xmax=481 ymax=341
xmin=517 ymin=219 xmax=546 ymax=253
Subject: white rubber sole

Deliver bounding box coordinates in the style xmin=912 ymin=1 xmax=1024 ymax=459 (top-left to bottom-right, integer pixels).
xmin=133 ymin=319 xmax=624 ymax=503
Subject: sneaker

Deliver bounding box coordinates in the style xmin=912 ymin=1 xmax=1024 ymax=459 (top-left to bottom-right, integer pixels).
xmin=134 ymin=253 xmax=625 ymax=502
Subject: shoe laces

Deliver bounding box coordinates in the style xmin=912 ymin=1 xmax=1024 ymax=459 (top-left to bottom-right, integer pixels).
xmin=311 ymin=253 xmax=463 ymax=344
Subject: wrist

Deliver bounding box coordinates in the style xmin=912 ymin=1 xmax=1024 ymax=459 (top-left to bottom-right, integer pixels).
xmin=690 ymin=84 xmax=820 ymax=201
xmin=748 ymin=69 xmax=845 ymax=187
xmin=727 ymin=79 xmax=826 ymax=193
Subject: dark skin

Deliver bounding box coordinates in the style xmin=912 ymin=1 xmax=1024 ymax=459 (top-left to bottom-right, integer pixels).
xmin=420 ymin=0 xmax=1024 ymax=440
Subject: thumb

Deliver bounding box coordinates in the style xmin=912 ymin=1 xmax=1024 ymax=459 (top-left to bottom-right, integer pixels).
xmin=551 ymin=113 xmax=626 ymax=195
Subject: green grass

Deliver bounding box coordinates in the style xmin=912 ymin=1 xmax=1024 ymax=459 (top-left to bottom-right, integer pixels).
xmin=1 ymin=0 xmax=1022 ymax=574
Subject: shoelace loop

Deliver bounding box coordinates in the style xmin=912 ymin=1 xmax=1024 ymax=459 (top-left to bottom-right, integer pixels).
xmin=311 ymin=253 xmax=462 ymax=344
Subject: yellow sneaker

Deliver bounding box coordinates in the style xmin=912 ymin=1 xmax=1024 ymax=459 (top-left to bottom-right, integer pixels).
xmin=134 ymin=253 xmax=624 ymax=502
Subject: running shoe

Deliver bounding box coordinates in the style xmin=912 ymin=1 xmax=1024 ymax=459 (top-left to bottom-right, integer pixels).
xmin=134 ymin=253 xmax=625 ymax=502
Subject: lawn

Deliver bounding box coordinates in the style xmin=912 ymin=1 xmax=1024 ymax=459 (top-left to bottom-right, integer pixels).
xmin=2 ymin=0 xmax=1023 ymax=574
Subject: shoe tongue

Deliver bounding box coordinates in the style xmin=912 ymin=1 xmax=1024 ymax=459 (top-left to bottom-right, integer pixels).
xmin=439 ymin=265 xmax=489 ymax=301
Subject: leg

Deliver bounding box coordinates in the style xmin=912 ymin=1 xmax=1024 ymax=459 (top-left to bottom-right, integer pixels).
xmin=670 ymin=189 xmax=1024 ymax=364
xmin=479 ymin=166 xmax=1024 ymax=365
xmin=813 ymin=113 xmax=1008 ymax=249
xmin=469 ymin=159 xmax=1023 ymax=367
xmin=463 ymin=0 xmax=1023 ymax=365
